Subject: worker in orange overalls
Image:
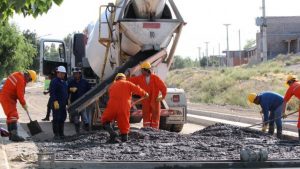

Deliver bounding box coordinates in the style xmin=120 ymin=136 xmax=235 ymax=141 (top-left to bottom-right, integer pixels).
xmin=128 ymin=62 xmax=167 ymax=129
xmin=101 ymin=73 xmax=148 ymax=143
xmin=0 ymin=70 xmax=37 ymax=142
xmin=282 ymin=74 xmax=300 ymax=140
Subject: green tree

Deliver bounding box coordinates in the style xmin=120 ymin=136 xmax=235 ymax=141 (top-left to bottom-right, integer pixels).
xmin=244 ymin=39 xmax=256 ymax=50
xmin=171 ymin=55 xmax=200 ymax=70
xmin=23 ymin=29 xmax=39 ymax=72
xmin=0 ymin=23 xmax=36 ymax=78
xmin=171 ymin=55 xmax=185 ymax=70
xmin=200 ymin=57 xmax=208 ymax=67
xmin=64 ymin=33 xmax=72 ymax=46
xmin=0 ymin=0 xmax=64 ymax=23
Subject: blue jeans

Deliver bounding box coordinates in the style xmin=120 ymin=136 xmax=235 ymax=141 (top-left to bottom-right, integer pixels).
xmin=74 ymin=108 xmax=89 ymax=125
xmin=268 ymin=103 xmax=283 ymax=128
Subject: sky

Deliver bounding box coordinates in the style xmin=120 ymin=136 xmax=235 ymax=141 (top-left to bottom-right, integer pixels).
xmin=11 ymin=0 xmax=300 ymax=59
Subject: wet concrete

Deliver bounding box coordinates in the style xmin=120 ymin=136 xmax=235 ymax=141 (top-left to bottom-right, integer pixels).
xmin=36 ymin=123 xmax=300 ymax=161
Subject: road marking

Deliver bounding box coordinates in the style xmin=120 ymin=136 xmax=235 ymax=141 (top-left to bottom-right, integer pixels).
xmin=188 ymin=108 xmax=261 ymax=120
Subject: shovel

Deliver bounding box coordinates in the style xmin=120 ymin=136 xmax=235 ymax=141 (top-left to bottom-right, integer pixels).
xmin=25 ymin=110 xmax=42 ymax=136
xmin=131 ymin=96 xmax=148 ymax=107
xmin=246 ymin=110 xmax=298 ymax=128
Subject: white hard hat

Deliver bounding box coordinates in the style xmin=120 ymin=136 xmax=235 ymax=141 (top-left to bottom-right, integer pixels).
xmin=57 ymin=66 xmax=66 ymax=73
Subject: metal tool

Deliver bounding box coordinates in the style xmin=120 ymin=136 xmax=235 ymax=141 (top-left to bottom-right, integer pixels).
xmin=26 ymin=110 xmax=42 ymax=136
xmin=246 ymin=110 xmax=298 ymax=128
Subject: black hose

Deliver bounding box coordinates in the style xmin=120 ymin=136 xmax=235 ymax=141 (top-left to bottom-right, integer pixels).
xmin=105 ymin=4 xmax=116 ymax=40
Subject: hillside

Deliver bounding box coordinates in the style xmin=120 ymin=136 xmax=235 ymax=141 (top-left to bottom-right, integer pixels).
xmin=166 ymin=54 xmax=300 ymax=109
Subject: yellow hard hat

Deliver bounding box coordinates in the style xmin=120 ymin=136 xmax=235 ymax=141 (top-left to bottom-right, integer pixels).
xmin=286 ymin=74 xmax=297 ymax=84
xmin=27 ymin=70 xmax=37 ymax=82
xmin=140 ymin=62 xmax=151 ymax=69
xmin=247 ymin=93 xmax=257 ymax=103
xmin=115 ymin=73 xmax=126 ymax=80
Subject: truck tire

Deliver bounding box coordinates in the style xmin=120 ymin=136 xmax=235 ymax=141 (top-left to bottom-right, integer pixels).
xmin=171 ymin=124 xmax=184 ymax=133
xmin=159 ymin=117 xmax=172 ymax=131
xmin=129 ymin=116 xmax=143 ymax=123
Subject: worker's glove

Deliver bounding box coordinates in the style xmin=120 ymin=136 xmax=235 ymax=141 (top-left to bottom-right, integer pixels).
xmin=22 ymin=104 xmax=28 ymax=111
xmin=282 ymin=113 xmax=288 ymax=119
xmin=261 ymin=124 xmax=268 ymax=132
xmin=69 ymin=87 xmax=78 ymax=93
xmin=144 ymin=93 xmax=149 ymax=98
xmin=156 ymin=95 xmax=164 ymax=102
xmin=54 ymin=101 xmax=60 ymax=110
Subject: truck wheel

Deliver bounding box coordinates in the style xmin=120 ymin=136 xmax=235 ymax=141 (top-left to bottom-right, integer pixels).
xmin=171 ymin=124 xmax=184 ymax=132
xmin=159 ymin=117 xmax=172 ymax=131
xmin=129 ymin=116 xmax=143 ymax=123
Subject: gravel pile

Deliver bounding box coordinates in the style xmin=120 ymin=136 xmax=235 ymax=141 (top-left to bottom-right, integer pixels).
xmin=36 ymin=123 xmax=300 ymax=161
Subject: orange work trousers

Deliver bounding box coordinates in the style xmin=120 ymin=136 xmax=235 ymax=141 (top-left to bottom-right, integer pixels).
xmin=101 ymin=103 xmax=130 ymax=135
xmin=142 ymin=100 xmax=161 ymax=129
xmin=0 ymin=95 xmax=19 ymax=124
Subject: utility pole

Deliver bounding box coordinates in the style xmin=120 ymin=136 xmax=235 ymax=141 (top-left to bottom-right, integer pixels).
xmin=261 ymin=0 xmax=267 ymax=62
xmin=197 ymin=47 xmax=201 ymax=67
xmin=224 ymin=24 xmax=231 ymax=67
xmin=218 ymin=43 xmax=221 ymax=67
xmin=239 ymin=29 xmax=242 ymax=65
xmin=204 ymin=42 xmax=209 ymax=67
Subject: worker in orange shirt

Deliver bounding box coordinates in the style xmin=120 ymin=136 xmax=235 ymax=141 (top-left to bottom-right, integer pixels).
xmin=128 ymin=62 xmax=167 ymax=129
xmin=0 ymin=70 xmax=37 ymax=142
xmin=282 ymin=74 xmax=300 ymax=140
xmin=101 ymin=73 xmax=148 ymax=143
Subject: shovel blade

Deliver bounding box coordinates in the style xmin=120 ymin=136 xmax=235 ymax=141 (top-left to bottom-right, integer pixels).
xmin=27 ymin=120 xmax=42 ymax=136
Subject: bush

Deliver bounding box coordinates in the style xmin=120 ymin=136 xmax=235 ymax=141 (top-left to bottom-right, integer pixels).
xmin=166 ymin=58 xmax=290 ymax=108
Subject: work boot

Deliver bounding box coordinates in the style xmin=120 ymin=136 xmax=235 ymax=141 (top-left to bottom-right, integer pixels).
xmin=276 ymin=126 xmax=282 ymax=139
xmin=52 ymin=122 xmax=60 ymax=140
xmin=75 ymin=123 xmax=80 ymax=134
xmin=10 ymin=130 xmax=25 ymax=142
xmin=104 ymin=122 xmax=120 ymax=143
xmin=58 ymin=123 xmax=65 ymax=139
xmin=121 ymin=134 xmax=128 ymax=142
xmin=8 ymin=123 xmax=25 ymax=142
xmin=268 ymin=125 xmax=274 ymax=135
xmin=84 ymin=123 xmax=89 ymax=131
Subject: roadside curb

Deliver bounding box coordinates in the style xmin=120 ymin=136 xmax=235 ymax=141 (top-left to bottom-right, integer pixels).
xmin=0 ymin=144 xmax=10 ymax=169
xmin=0 ymin=105 xmax=10 ymax=169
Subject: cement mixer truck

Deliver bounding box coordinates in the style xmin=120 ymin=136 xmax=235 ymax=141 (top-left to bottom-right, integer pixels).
xmin=39 ymin=0 xmax=186 ymax=132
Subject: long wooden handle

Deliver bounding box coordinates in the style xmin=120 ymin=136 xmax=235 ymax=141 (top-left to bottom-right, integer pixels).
xmin=131 ymin=96 xmax=147 ymax=107
xmin=25 ymin=110 xmax=33 ymax=122
xmin=246 ymin=110 xmax=298 ymax=128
